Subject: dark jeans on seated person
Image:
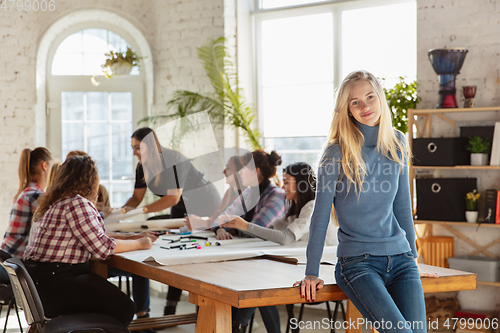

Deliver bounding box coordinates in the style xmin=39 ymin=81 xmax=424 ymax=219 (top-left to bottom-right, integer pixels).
xmin=24 ymin=260 xmax=135 ymax=326
xmin=108 ymin=267 xmax=150 ymax=314
xmin=232 ymin=306 xmax=281 ymax=333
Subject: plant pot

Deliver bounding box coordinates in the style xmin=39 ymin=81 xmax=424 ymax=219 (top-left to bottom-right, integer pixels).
xmin=470 ymin=153 xmax=488 ymax=166
xmin=109 ymin=63 xmax=133 ymax=76
xmin=465 ymin=211 xmax=478 ymax=223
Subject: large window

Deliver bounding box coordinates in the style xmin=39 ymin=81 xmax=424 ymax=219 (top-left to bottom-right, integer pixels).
xmin=48 ymin=28 xmax=144 ymax=207
xmin=61 ymin=92 xmax=134 ymax=207
xmin=255 ymin=0 xmax=416 ymax=168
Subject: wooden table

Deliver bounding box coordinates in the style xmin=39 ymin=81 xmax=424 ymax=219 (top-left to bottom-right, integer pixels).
xmin=92 ymin=254 xmax=476 ymax=333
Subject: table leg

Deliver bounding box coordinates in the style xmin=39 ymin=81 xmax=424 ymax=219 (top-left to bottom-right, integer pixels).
xmin=346 ymin=300 xmax=363 ymax=333
xmin=189 ymin=293 xmax=231 ymax=333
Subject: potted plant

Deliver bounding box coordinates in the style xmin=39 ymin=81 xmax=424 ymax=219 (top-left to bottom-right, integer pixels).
xmin=466 ymin=136 xmax=491 ymax=166
xmin=102 ymin=47 xmax=141 ymax=78
xmin=465 ymin=189 xmax=480 ymax=223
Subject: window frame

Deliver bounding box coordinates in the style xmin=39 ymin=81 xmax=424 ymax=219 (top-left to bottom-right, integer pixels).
xmin=253 ymin=0 xmax=416 ymax=143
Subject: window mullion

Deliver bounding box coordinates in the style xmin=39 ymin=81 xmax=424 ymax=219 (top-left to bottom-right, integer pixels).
xmin=333 ymin=7 xmax=342 ymax=88
xmin=108 ymin=93 xmax=113 ymax=205
xmin=83 ymin=92 xmax=88 ymax=152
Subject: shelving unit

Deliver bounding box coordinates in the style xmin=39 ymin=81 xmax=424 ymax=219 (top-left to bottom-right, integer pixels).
xmin=408 ymin=107 xmax=500 ymax=273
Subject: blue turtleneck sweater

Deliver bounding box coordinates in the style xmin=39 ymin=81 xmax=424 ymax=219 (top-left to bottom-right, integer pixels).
xmin=305 ymin=120 xmax=417 ymax=277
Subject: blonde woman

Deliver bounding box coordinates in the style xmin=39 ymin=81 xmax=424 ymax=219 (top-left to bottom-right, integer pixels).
xmin=295 ymin=70 xmax=435 ymax=333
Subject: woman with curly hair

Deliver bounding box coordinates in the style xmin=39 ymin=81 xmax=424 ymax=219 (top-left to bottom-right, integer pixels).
xmin=24 ymin=155 xmax=154 ymax=326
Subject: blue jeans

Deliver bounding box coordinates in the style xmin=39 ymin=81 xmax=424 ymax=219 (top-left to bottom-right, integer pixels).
xmin=335 ymin=252 xmax=426 ymax=333
xmin=108 ymin=267 xmax=150 ymax=313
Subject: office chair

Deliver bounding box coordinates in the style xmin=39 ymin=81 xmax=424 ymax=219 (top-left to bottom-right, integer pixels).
xmin=0 ymin=250 xmax=24 ymax=333
xmin=2 ymin=258 xmax=130 ymax=333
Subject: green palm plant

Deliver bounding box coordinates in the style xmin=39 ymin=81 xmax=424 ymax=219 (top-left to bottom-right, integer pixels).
xmin=140 ymin=37 xmax=261 ymax=150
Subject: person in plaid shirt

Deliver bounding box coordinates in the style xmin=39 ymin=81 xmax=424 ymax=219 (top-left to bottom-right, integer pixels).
xmin=213 ymin=149 xmax=285 ymax=333
xmin=24 ymin=155 xmax=154 ymax=326
xmin=0 ymin=147 xmax=53 ymax=283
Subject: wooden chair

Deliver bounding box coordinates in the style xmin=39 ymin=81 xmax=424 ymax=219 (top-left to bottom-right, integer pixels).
xmin=2 ymin=258 xmax=129 ymax=333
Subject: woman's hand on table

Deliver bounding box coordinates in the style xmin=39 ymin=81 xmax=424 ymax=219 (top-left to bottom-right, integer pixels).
xmin=219 ymin=214 xmax=249 ymax=231
xmin=293 ymin=275 xmax=324 ymax=302
xmin=137 ymin=236 xmax=153 ymax=250
xmin=136 ymin=231 xmax=158 ymax=242
xmin=216 ymin=228 xmax=233 ymax=240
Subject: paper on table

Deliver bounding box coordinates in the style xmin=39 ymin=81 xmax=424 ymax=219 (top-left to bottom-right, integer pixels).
xmin=105 ymin=218 xmax=186 ymax=232
xmin=104 ymin=207 xmax=148 ymax=224
xmin=117 ymin=236 xmax=337 ymax=266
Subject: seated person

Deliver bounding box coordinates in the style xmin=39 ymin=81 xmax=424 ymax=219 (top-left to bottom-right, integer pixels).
xmin=213 ymin=149 xmax=285 ymax=333
xmin=220 ymin=162 xmax=338 ymax=245
xmin=0 ymin=148 xmax=53 ymax=283
xmin=65 ymin=149 xmax=153 ymax=320
xmin=23 ymin=156 xmax=155 ymax=326
xmin=187 ymin=155 xmax=246 ymax=231
xmin=66 ymin=151 xmax=111 ymax=216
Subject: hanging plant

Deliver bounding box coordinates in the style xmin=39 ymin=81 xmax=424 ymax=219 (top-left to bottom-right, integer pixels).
xmin=102 ymin=47 xmax=142 ymax=79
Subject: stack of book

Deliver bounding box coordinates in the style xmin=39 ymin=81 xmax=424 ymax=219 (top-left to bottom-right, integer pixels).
xmin=484 ymin=189 xmax=500 ymax=223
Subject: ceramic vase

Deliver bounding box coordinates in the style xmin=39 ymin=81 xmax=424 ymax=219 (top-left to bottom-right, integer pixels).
xmin=465 ymin=211 xmax=478 ymax=223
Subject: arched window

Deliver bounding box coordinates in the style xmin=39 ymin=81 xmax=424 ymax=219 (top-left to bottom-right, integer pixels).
xmin=47 ymin=27 xmax=145 ymax=207
xmin=51 ymin=29 xmax=140 ymax=76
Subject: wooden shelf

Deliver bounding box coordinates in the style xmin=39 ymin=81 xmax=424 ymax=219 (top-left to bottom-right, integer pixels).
xmin=412 ymin=166 xmax=500 ymax=170
xmin=477 ymin=281 xmax=500 ymax=287
xmin=410 ymin=106 xmax=500 ymax=115
xmin=414 ymin=220 xmax=500 ymax=228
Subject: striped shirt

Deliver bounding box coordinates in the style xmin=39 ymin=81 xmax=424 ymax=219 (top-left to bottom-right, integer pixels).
xmin=24 ymin=195 xmax=116 ymax=264
xmin=1 ymin=183 xmax=43 ymax=259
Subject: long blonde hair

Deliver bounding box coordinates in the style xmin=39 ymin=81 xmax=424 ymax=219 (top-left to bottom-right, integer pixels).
xmin=326 ymin=70 xmax=409 ymax=193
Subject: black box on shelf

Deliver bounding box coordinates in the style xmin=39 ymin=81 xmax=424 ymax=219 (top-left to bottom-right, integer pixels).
xmin=415 ymin=178 xmax=477 ymax=221
xmin=413 ymin=137 xmax=469 ymax=166
xmin=460 ymin=126 xmax=495 ymax=142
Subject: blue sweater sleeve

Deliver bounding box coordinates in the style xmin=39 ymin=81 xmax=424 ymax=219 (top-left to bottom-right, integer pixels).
xmin=392 ymin=132 xmax=418 ymax=258
xmin=305 ymin=144 xmax=341 ymax=277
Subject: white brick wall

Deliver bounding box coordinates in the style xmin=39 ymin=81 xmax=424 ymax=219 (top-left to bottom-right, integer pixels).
xmin=418 ymin=0 xmax=500 ymax=109
xmin=418 ymin=0 xmax=500 ymax=311
xmin=0 ymin=0 xmax=234 ymax=235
